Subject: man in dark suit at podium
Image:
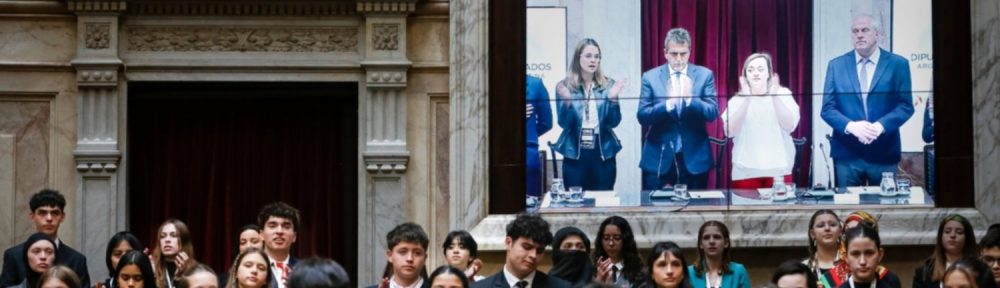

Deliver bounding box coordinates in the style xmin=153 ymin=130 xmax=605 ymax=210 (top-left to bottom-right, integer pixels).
xmin=821 ymin=14 xmax=913 ymax=187
xmin=0 ymin=189 xmax=91 ymax=288
xmin=472 ymin=214 xmax=570 ymax=288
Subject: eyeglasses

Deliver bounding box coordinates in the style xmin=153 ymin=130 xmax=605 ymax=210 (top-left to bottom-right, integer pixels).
xmin=982 ymin=256 xmax=999 ymax=266
xmin=603 ymin=235 xmax=622 ymax=243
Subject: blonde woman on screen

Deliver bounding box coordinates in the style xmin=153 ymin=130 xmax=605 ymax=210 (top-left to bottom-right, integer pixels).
xmin=553 ymin=38 xmax=626 ymax=191
xmin=721 ymin=53 xmax=800 ymax=190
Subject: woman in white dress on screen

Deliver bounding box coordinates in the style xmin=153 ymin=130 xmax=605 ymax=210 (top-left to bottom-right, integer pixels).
xmin=721 ymin=52 xmax=800 ymax=190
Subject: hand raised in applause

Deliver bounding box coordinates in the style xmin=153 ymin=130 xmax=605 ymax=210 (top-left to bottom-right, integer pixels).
xmin=465 ymin=258 xmax=482 ymax=280
xmin=595 ymin=256 xmax=614 ymax=283
xmin=609 ymin=78 xmax=628 ymax=100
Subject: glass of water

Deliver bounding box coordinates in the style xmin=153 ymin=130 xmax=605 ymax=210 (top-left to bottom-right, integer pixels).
xmin=568 ymin=186 xmax=584 ymax=202
xmin=896 ymin=177 xmax=911 ymax=193
xmin=673 ymin=184 xmax=688 ymax=199
xmin=550 ymin=178 xmax=565 ymax=203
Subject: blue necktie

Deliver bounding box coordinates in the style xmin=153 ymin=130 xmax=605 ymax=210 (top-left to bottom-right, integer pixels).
xmin=673 ymin=71 xmax=683 ymax=152
xmin=674 ymin=71 xmax=683 ymax=117
xmin=859 ymin=58 xmax=871 ymax=119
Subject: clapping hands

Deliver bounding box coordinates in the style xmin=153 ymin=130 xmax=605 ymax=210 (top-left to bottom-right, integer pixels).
xmin=595 ymin=256 xmax=614 ymax=283
xmin=609 ymin=78 xmax=629 ymax=100
xmin=667 ymin=74 xmax=693 ymax=108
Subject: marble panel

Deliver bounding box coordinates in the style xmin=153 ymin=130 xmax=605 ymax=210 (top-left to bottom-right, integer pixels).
xmin=400 ymin=70 xmax=449 ymax=268
xmin=0 ymin=72 xmax=79 ymax=247
xmin=370 ymin=176 xmax=407 ymax=278
xmin=973 ymin=0 xmax=1000 ymax=224
xmin=0 ymin=99 xmax=51 ymax=243
xmin=80 ymin=176 xmax=114 ymax=281
xmin=0 ymin=18 xmax=77 ymax=62
xmin=0 ymin=135 xmax=15 ymax=250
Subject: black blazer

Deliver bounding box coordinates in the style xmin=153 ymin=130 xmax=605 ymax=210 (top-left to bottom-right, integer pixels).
xmin=471 ymin=270 xmax=571 ymax=288
xmin=0 ymin=242 xmax=91 ymax=288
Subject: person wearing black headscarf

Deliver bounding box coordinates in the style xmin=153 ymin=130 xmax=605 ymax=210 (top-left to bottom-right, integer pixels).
xmin=550 ymin=227 xmax=596 ymax=287
xmin=9 ymin=233 xmax=58 ymax=288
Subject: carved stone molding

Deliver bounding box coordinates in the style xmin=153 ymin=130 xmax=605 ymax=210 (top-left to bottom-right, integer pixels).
xmin=85 ymin=23 xmax=111 ymax=49
xmin=128 ymin=1 xmax=356 ymax=16
xmin=372 ymin=24 xmax=400 ymax=50
xmin=75 ymin=157 xmax=120 ymax=173
xmin=126 ymin=26 xmax=360 ymax=53
xmin=365 ymin=67 xmax=408 ymax=87
xmin=356 ymin=0 xmax=417 ymax=14
xmin=0 ymin=0 xmax=69 ymax=15
xmin=76 ymin=69 xmax=118 ymax=86
xmin=363 ymin=154 xmax=409 ymax=174
xmin=66 ymin=0 xmax=126 ymax=13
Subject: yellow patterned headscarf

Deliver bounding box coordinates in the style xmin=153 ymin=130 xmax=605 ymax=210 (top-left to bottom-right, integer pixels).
xmin=828 ymin=211 xmax=885 ymax=287
xmin=844 ymin=210 xmax=878 ymax=231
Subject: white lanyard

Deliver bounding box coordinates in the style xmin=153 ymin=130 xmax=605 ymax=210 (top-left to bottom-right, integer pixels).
xmin=847 ymin=276 xmax=876 ymax=288
xmin=705 ymin=272 xmax=721 ymax=288
xmin=582 ymin=84 xmax=599 ymax=129
xmin=164 ymin=269 xmax=175 ymax=288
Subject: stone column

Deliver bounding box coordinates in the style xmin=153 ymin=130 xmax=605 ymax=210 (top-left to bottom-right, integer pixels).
xmin=357 ymin=0 xmax=415 ymax=284
xmin=449 ymin=0 xmax=490 ymax=231
xmin=67 ymin=0 xmax=125 ymax=283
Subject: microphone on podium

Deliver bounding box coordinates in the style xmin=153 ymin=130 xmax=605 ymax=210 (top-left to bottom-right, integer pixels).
xmin=819 ymin=134 xmax=834 ymax=191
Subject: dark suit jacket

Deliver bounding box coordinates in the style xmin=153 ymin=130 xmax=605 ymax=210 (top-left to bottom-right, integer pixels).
xmin=526 ymin=75 xmax=553 ymax=148
xmin=269 ymin=257 xmax=297 ymax=288
xmin=821 ymin=48 xmax=914 ymax=164
xmin=638 ymin=63 xmax=719 ymax=175
xmin=470 ymin=270 xmax=571 ymax=288
xmin=0 ymin=242 xmax=91 ymax=288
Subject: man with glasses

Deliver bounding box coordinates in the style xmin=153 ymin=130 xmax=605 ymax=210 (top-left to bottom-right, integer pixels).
xmin=0 ymin=189 xmax=91 ymax=287
xmin=981 ymin=224 xmax=1000 ymax=287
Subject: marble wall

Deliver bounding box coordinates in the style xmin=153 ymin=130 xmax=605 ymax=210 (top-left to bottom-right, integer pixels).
xmin=0 ymin=12 xmax=79 ymax=260
xmin=404 ymin=12 xmax=451 ymax=271
xmin=973 ymin=0 xmax=1000 ymax=224
xmin=0 ymin=99 xmax=51 ymax=250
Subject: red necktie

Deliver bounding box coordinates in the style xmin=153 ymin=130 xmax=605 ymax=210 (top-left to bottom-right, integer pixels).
xmin=276 ymin=262 xmax=290 ymax=280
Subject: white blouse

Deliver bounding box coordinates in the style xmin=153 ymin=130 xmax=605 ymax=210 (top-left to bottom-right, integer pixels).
xmin=721 ymin=87 xmax=800 ymax=180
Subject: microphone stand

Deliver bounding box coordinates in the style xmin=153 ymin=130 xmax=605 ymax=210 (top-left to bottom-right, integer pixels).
xmin=821 ymin=134 xmax=834 ymax=191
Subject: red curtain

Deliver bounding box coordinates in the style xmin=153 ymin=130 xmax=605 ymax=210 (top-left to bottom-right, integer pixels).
xmin=642 ymin=0 xmax=813 ymax=188
xmin=127 ymin=82 xmax=358 ymax=280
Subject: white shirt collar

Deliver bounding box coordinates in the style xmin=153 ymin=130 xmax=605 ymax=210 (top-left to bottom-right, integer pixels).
xmin=389 ymin=276 xmax=424 ymax=288
xmin=268 ymin=254 xmax=291 ymax=267
xmin=668 ymin=64 xmax=689 ymax=77
xmin=503 ymin=265 xmax=535 ymax=288
xmin=611 ymin=262 xmax=624 ymax=281
xmin=855 ymin=47 xmax=881 ymax=66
